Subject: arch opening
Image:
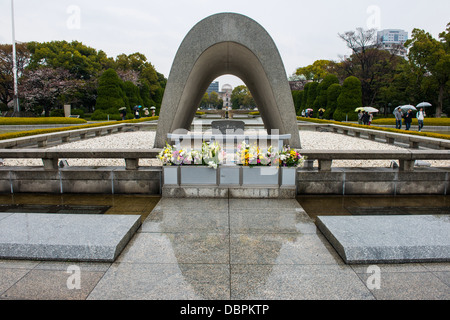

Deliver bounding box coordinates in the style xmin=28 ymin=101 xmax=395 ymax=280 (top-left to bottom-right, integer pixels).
xmin=155 ymin=12 xmax=301 ymax=148
xmin=173 ymin=41 xmax=283 ymax=134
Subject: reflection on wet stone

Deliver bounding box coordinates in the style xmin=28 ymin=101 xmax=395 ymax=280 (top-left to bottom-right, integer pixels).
xmin=1 ymin=192 xmax=448 ymax=300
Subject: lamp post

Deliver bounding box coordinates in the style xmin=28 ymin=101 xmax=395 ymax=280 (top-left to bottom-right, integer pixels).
xmin=11 ymin=0 xmax=20 ymax=114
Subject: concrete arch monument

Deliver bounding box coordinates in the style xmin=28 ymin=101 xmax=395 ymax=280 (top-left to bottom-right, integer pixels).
xmin=155 ymin=12 xmax=301 ymax=148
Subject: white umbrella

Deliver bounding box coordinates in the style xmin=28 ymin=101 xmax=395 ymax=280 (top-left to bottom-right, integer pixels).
xmin=400 ymin=105 xmax=417 ymax=112
xmin=416 ymin=102 xmax=432 ymax=108
xmin=363 ymin=107 xmax=379 ymax=113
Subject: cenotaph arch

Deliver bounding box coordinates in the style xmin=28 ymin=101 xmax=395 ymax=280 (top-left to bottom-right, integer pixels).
xmin=155 ymin=12 xmax=301 ymax=149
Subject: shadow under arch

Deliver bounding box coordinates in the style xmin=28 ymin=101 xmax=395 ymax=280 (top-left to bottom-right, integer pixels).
xmin=155 ymin=12 xmax=301 ymax=149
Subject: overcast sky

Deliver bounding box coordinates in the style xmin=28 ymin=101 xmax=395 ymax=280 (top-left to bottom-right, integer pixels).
xmin=1 ymin=0 xmax=449 ymax=88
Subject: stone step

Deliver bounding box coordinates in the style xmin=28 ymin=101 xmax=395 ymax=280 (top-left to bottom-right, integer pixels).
xmin=316 ymin=215 xmax=450 ymax=264
xmin=0 ymin=213 xmax=141 ymax=262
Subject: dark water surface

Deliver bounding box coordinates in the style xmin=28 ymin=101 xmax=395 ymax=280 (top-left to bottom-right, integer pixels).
xmin=297 ymin=195 xmax=450 ymax=222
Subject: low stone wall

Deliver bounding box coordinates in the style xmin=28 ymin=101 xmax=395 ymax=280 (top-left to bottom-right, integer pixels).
xmin=297 ymin=168 xmax=449 ymax=195
xmin=1 ymin=166 xmax=448 ymax=196
xmin=0 ymin=167 xmax=161 ymax=195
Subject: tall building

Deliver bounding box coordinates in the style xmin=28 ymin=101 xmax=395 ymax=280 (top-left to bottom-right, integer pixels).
xmin=377 ymin=29 xmax=408 ymax=58
xmin=206 ymin=81 xmax=219 ymax=94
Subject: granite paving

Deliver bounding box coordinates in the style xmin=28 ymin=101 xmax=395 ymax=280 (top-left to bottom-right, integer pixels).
xmin=0 ymin=195 xmax=448 ymax=301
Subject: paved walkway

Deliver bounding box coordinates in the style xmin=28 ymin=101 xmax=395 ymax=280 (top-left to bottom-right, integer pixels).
xmin=0 ymin=196 xmax=449 ymax=301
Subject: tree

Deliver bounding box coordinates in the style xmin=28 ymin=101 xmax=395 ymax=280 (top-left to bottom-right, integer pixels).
xmin=95 ymin=68 xmax=126 ymax=115
xmin=292 ymin=90 xmax=303 ymax=115
xmin=19 ymin=67 xmax=80 ymax=116
xmin=338 ymin=28 xmax=405 ymax=107
xmin=122 ymin=81 xmax=143 ymax=109
xmin=209 ymin=91 xmax=221 ymax=109
xmin=0 ymin=43 xmax=30 ymax=107
xmin=306 ymin=81 xmax=319 ymax=110
xmin=314 ymin=74 xmax=339 ymax=110
xmin=71 ymin=78 xmax=98 ymax=113
xmin=115 ymin=52 xmax=148 ymax=72
xmin=324 ymin=83 xmax=341 ymax=119
xmin=295 ymin=60 xmax=335 ymax=81
xmin=231 ymin=85 xmax=254 ymax=109
xmin=334 ymin=76 xmax=362 ymax=121
xmin=377 ymin=60 xmax=416 ymax=114
xmin=338 ymin=28 xmax=378 ymax=71
xmin=115 ymin=52 xmax=166 ymax=108
xmin=405 ymin=24 xmax=450 ymax=117
xmin=27 ymin=40 xmax=112 ymax=80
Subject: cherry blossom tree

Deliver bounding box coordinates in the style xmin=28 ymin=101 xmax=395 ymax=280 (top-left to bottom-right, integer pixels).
xmin=19 ymin=67 xmax=81 ymax=116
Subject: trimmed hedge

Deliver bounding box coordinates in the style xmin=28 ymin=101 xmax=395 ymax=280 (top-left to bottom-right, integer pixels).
xmin=372 ymin=118 xmax=450 ymax=126
xmin=297 ymin=117 xmax=450 ymax=140
xmin=0 ymin=117 xmax=87 ymax=125
xmin=0 ymin=117 xmax=158 ymax=141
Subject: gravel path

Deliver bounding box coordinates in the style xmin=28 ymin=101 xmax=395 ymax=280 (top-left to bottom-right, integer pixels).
xmin=2 ymin=130 xmax=449 ymax=168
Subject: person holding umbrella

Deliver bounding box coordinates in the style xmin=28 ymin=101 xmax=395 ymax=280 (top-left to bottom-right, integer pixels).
xmin=362 ymin=111 xmax=370 ymax=125
xmin=357 ymin=110 xmax=363 ymax=125
xmin=416 ymin=108 xmax=426 ymax=132
xmin=404 ymin=109 xmax=413 ymax=130
xmin=318 ymin=108 xmax=325 ymax=119
xmin=133 ymin=105 xmax=142 ymax=119
xmin=119 ymin=107 xmax=127 ymax=121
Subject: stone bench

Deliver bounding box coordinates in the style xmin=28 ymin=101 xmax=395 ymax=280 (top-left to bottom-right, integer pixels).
xmin=299 ymin=149 xmax=450 ymax=172
xmin=0 ymin=149 xmax=162 ymax=170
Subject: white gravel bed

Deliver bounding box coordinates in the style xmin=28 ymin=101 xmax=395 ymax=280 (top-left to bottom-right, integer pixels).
xmin=2 ymin=130 xmax=449 ymax=168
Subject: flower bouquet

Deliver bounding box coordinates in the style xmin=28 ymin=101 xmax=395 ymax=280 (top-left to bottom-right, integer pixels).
xmin=278 ymin=146 xmax=305 ymax=167
xmin=158 ymin=141 xmax=222 ymax=169
xmin=236 ymin=142 xmax=278 ymax=167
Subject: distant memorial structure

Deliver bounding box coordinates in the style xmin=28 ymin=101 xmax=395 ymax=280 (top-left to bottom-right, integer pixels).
xmin=155 ymin=12 xmax=301 ymax=149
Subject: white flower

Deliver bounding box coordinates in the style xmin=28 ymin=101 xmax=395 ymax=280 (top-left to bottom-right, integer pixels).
xmin=207 ymin=161 xmax=218 ymax=169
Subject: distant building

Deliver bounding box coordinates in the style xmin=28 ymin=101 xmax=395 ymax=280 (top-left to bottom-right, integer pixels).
xmin=218 ymin=84 xmax=233 ymax=109
xmin=377 ymin=29 xmax=408 ymax=58
xmin=206 ymin=81 xmax=219 ymax=94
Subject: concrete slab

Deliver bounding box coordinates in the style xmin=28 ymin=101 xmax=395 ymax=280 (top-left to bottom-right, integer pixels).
xmin=316 ymin=215 xmax=450 ymax=264
xmin=0 ymin=213 xmax=141 ymax=262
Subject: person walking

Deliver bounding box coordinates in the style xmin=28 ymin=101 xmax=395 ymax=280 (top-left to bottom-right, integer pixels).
xmin=318 ymin=109 xmax=324 ymax=119
xmin=416 ymin=108 xmax=426 ymax=132
xmin=362 ymin=112 xmax=370 ymax=125
xmin=404 ymin=109 xmax=413 ymax=131
xmin=120 ymin=109 xmax=127 ymax=121
xmin=394 ymin=108 xmax=402 ymax=130
xmin=358 ymin=111 xmax=363 ymax=125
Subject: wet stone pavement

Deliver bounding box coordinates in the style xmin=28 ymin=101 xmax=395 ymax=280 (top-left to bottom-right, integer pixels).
xmin=0 ymin=195 xmax=449 ymax=301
